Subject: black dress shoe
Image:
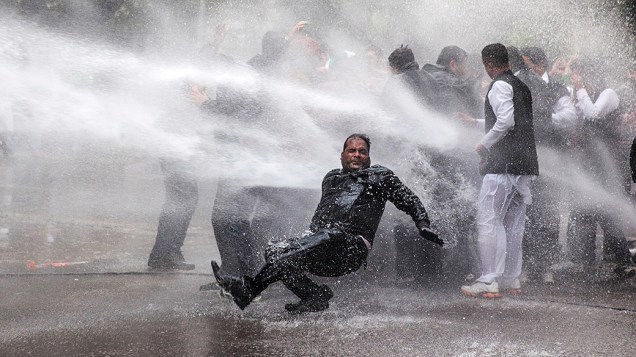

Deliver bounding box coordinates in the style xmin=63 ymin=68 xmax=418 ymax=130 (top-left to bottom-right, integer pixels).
xmin=211 ymin=260 xmax=254 ymax=310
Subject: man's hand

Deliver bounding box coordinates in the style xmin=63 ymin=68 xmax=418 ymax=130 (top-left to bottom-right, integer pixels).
xmin=571 ymin=71 xmax=584 ymax=91
xmin=289 ymin=20 xmax=309 ymax=38
xmin=188 ymin=84 xmax=210 ymax=107
xmin=416 ymin=220 xmax=444 ymax=247
xmin=475 ymin=143 xmax=489 ymax=164
xmin=453 ymin=112 xmax=478 ymax=127
xmin=549 ymin=57 xmax=568 ymax=77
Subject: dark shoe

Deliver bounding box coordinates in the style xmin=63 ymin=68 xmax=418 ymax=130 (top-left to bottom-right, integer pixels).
xmin=148 ymin=259 xmax=195 ymax=271
xmin=211 ymin=260 xmax=255 ymax=310
xmin=148 ymin=249 xmax=195 ymax=270
xmin=285 ymin=284 xmax=333 ymax=314
xmin=614 ymin=264 xmax=636 ymax=278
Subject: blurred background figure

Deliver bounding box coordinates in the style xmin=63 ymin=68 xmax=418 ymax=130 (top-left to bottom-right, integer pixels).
xmin=566 ymin=58 xmax=634 ymax=276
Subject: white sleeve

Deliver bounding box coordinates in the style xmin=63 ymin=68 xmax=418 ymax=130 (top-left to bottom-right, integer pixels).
xmin=551 ymin=95 xmax=578 ymax=128
xmin=575 ymin=88 xmax=620 ymax=120
xmin=481 ymin=81 xmax=514 ymax=149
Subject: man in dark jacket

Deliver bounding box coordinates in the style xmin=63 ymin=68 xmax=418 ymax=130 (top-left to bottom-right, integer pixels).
xmin=210 ymin=134 xmax=443 ymax=313
xmin=401 ymin=45 xmax=483 ymax=284
xmin=512 ymin=46 xmax=576 ymax=283
xmin=391 ymin=46 xmax=482 ymax=287
xmin=204 ymin=27 xmax=292 ymax=278
xmin=422 ymin=45 xmax=482 ymax=117
xmin=384 ymin=45 xmax=438 ymax=108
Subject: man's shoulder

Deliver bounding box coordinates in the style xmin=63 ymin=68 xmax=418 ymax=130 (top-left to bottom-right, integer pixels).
xmin=366 ymin=164 xmax=394 ymax=176
xmin=323 ymin=168 xmax=342 ymax=178
xmin=421 ymin=63 xmax=452 ymax=83
xmin=494 ymin=73 xmax=530 ymax=96
xmin=325 ymin=165 xmax=394 ymax=177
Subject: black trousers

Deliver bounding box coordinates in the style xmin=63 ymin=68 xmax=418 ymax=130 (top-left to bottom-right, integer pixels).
xmin=251 ymin=229 xmax=368 ymax=300
xmin=567 ymin=207 xmax=631 ymax=266
xmin=211 ymin=180 xmax=260 ymax=276
xmin=212 ymin=183 xmax=320 ymax=277
xmin=523 ymin=176 xmax=561 ymax=277
xmin=149 ymin=160 xmax=198 ymax=262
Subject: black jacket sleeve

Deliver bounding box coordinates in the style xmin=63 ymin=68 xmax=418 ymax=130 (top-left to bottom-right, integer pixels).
xmin=379 ymin=169 xmax=430 ymax=224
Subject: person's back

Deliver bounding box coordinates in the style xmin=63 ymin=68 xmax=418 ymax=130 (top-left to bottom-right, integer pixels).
xmin=482 ymin=70 xmax=538 ymax=176
xmin=246 ymin=30 xmax=288 ymax=76
xmin=422 ymin=45 xmax=481 ymax=116
xmin=567 ymin=58 xmax=633 ymax=272
xmin=384 ymin=45 xmax=437 ymax=108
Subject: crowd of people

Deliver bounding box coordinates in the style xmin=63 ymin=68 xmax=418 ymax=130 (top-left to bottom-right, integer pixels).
xmin=141 ymin=21 xmax=636 ymax=312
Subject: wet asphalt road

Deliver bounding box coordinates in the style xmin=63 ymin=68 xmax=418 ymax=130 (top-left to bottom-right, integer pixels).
xmin=1 ymin=155 xmax=636 ymax=356
xmin=2 ymin=269 xmax=635 ymax=356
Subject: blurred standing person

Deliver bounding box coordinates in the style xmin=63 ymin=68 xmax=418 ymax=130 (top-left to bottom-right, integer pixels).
xmin=383 ymin=45 xmax=440 ymax=286
xmin=195 ymin=23 xmax=321 ymax=279
xmin=147 ymin=23 xmax=230 ymax=271
xmin=147 ymin=159 xmax=198 ymax=270
xmin=209 ymin=28 xmax=290 ymax=277
xmin=391 ymin=45 xmax=484 ymax=284
xmin=514 ymin=46 xmax=578 ymax=283
xmin=566 ymin=59 xmax=633 ymax=273
xmin=459 ymin=43 xmax=538 ymax=298
xmin=383 ymin=45 xmax=437 ymax=108
xmin=422 ymin=45 xmax=483 ymax=116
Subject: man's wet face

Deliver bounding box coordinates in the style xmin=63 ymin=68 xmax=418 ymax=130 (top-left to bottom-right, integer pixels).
xmin=340 ymin=138 xmax=371 ymax=172
xmin=451 ymin=58 xmax=468 ymax=77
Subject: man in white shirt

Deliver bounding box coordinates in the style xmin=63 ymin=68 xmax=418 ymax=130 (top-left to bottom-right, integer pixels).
xmin=521 ymin=47 xmax=578 ymax=130
xmin=460 ymin=43 xmax=539 ymax=298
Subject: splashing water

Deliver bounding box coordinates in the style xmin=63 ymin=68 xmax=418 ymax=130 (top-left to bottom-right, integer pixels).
xmin=0 ymin=0 xmax=634 ymax=254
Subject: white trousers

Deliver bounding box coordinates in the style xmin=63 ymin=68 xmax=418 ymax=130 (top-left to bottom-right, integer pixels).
xmin=476 ymin=174 xmax=533 ymax=285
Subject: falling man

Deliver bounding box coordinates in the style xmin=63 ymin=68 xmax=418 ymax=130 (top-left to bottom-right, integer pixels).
xmin=209 ymin=133 xmax=445 ymax=314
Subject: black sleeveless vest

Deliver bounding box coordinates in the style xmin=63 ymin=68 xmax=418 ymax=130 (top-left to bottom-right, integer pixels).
xmin=481 ymin=70 xmax=539 ymax=176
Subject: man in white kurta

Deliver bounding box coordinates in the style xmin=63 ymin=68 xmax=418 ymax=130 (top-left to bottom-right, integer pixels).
xmin=460 ymin=43 xmax=539 ymax=298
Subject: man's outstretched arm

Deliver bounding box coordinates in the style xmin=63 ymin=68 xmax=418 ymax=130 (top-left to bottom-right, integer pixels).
xmin=381 ymin=170 xmax=444 ymax=247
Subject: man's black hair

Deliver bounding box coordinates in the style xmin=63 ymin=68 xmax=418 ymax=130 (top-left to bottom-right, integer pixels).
xmin=521 ymin=46 xmax=547 ymax=67
xmin=481 ymin=43 xmax=509 ymax=68
xmin=436 ymin=45 xmax=468 ymax=68
xmin=507 ymin=46 xmax=527 ymax=73
xmin=261 ymin=30 xmax=288 ymax=60
xmin=343 ymin=133 xmax=371 ymax=152
xmin=388 ymin=45 xmax=415 ymax=71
